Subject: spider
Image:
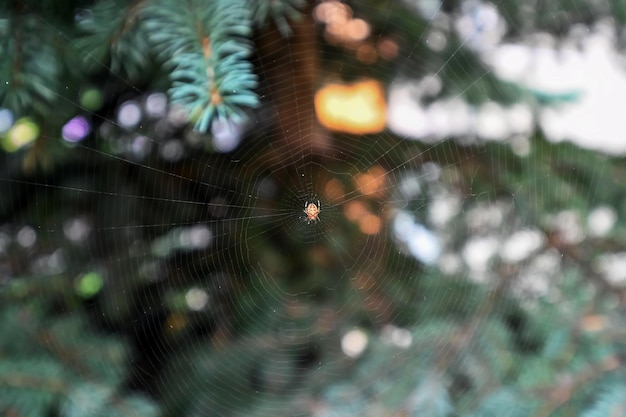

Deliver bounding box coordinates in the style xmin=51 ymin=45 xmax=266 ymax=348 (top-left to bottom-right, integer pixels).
xmin=304 ymin=200 xmax=321 ymax=224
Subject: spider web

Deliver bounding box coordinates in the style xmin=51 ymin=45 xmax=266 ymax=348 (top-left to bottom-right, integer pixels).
xmin=2 ymin=0 xmax=626 ymax=416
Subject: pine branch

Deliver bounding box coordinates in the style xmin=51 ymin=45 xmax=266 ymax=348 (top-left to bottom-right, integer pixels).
xmin=533 ymin=354 xmax=622 ymax=417
xmin=580 ymin=383 xmax=626 ymax=417
xmin=144 ymin=0 xmax=259 ymax=132
xmin=248 ymin=0 xmax=305 ymax=36
xmin=0 ymin=368 xmax=68 ymax=394
xmin=0 ymin=12 xmax=63 ymax=117
xmin=0 ymin=298 xmax=158 ymax=417
xmin=73 ymin=0 xmax=151 ymax=81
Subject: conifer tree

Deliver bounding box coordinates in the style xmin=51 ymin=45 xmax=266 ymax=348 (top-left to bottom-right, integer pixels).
xmin=2 ymin=1 xmax=626 ymax=416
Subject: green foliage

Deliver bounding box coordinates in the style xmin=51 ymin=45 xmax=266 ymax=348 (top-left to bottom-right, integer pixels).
xmin=0 ymin=285 xmax=158 ymax=417
xmin=581 ymin=383 xmax=626 ymax=417
xmin=469 ymin=389 xmax=533 ymax=417
xmin=1 ymin=0 xmax=309 ymax=133
xmin=249 ymin=0 xmax=305 ymax=35
xmin=144 ymin=0 xmax=260 ymax=131
xmin=441 ymin=47 xmax=522 ymax=105
xmin=313 ymin=266 xmax=626 ymax=415
xmin=61 ymin=382 xmax=159 ymax=417
xmin=73 ymin=0 xmax=152 ymax=81
xmin=0 ymin=14 xmax=65 ymax=117
xmin=4 ymin=1 xmax=626 ymax=417
xmin=159 ymin=336 xmax=311 ymax=417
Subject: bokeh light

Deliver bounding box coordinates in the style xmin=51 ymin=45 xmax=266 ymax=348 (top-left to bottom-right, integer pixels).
xmin=62 ymin=116 xmax=91 ymax=143
xmin=2 ymin=118 xmax=39 ymax=152
xmin=160 ymin=139 xmax=184 ymax=162
xmin=0 ymin=108 xmax=14 ymax=133
xmin=17 ymin=225 xmax=37 ymax=248
xmin=117 ymin=100 xmax=142 ymax=129
xmin=315 ymin=79 xmax=387 ymax=134
xmin=393 ymin=211 xmax=441 ymax=265
xmin=80 ymin=87 xmax=103 ymax=111
xmin=145 ymin=92 xmax=168 ymax=118
xmin=75 ymin=271 xmax=104 ymax=298
xmin=185 ymin=287 xmax=209 ymax=311
xmin=341 ymin=328 xmax=368 ymax=358
xmin=587 ymin=206 xmax=617 ymax=237
xmin=211 ymin=117 xmax=244 ymax=153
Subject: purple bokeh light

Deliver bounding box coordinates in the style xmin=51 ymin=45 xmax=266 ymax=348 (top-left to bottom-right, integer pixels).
xmin=62 ymin=116 xmax=91 ymax=143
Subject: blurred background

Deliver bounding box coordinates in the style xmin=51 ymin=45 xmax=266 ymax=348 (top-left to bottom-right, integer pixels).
xmin=3 ymin=0 xmax=626 ymax=415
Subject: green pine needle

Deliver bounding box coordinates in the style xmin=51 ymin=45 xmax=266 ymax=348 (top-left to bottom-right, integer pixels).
xmin=144 ymin=0 xmax=259 ymax=132
xmin=249 ymin=0 xmax=305 ymax=36
xmin=73 ymin=0 xmax=150 ymax=80
xmin=0 ymin=15 xmax=63 ymax=117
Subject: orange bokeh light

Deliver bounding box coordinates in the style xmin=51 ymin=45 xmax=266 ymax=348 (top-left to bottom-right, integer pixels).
xmin=354 ymin=165 xmax=387 ymax=197
xmin=356 ymin=43 xmax=378 ymax=64
xmin=314 ymin=1 xmax=352 ymax=25
xmin=359 ymin=213 xmax=381 ymax=235
xmin=343 ymin=200 xmax=382 ymax=235
xmin=377 ymin=38 xmax=399 ymax=60
xmin=324 ymin=178 xmax=345 ymax=202
xmin=314 ymin=79 xmax=387 ymax=134
xmin=344 ymin=200 xmax=368 ymax=222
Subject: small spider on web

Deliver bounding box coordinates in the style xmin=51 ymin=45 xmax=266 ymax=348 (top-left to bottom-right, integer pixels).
xmin=304 ymin=200 xmax=321 ymax=224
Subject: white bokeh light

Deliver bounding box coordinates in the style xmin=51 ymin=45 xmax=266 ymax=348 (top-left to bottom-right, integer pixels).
xmin=596 ymin=253 xmax=626 ymax=286
xmin=63 ymin=217 xmax=91 ymax=243
xmin=463 ymin=235 xmax=498 ymax=273
xmin=393 ymin=211 xmax=441 ymax=264
xmin=117 ymin=100 xmax=142 ymax=129
xmin=587 ymin=206 xmax=617 ymax=237
xmin=500 ymin=229 xmax=545 ymax=263
xmin=488 ymin=26 xmax=626 ymax=155
xmin=145 ymin=93 xmax=168 ymax=118
xmin=185 ymin=287 xmax=209 ymax=311
xmin=17 ymin=226 xmax=37 ymax=248
xmin=381 ymin=324 xmax=412 ymax=348
xmin=341 ymin=328 xmax=368 ymax=358
xmin=179 ymin=225 xmax=212 ymax=249
xmin=212 ymin=118 xmax=245 ymax=153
